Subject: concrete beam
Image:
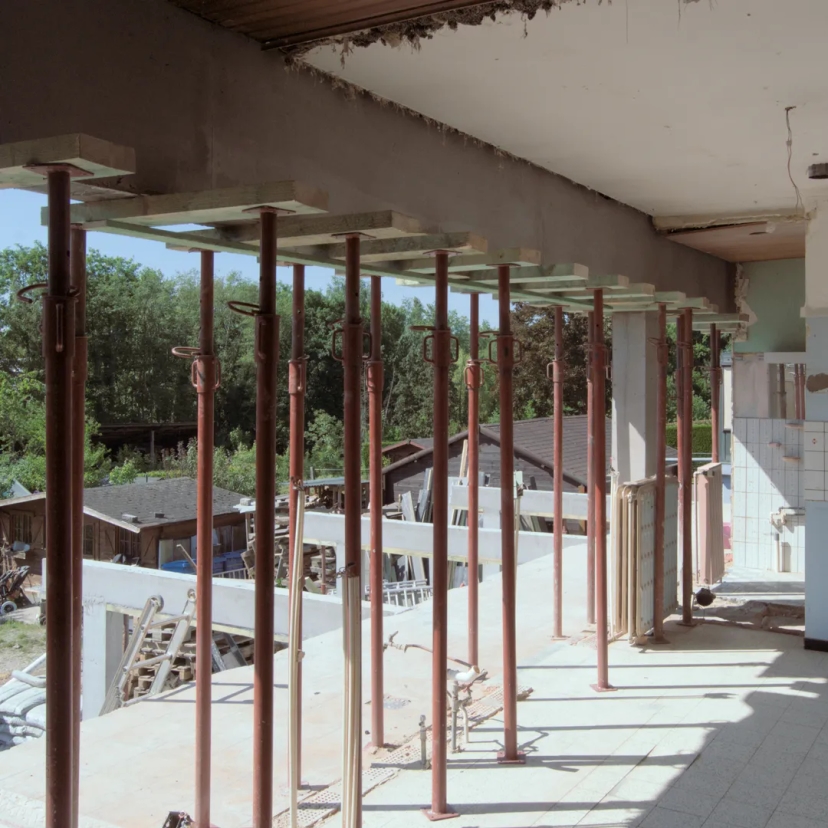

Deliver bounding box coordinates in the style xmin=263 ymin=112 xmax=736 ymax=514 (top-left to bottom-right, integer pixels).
xmin=0 ymin=0 xmax=732 ymax=307
xmin=80 ymin=560 xmax=380 ymax=641
xmin=449 ymin=484 xmax=607 ymax=521
xmin=301 ymin=511 xmax=585 ymax=566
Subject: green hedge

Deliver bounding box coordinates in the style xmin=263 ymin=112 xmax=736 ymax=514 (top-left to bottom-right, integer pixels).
xmin=665 ymin=422 xmax=713 ymax=456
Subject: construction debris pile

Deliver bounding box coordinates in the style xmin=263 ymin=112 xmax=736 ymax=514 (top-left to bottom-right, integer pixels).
xmin=0 ymin=654 xmax=46 ymax=750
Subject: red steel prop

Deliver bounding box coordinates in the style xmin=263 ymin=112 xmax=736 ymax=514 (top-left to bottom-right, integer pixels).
xmin=70 ymin=226 xmax=87 ymax=828
xmin=193 ymin=251 xmax=218 ymax=827
xmin=795 ymin=364 xmax=806 ymax=420
xmin=549 ymin=305 xmax=565 ymax=639
xmin=586 ymin=311 xmax=596 ymax=626
xmin=340 ymin=234 xmax=365 ymax=828
xmin=44 ymin=168 xmax=76 ymax=828
xmin=496 ymin=265 xmax=525 ymax=761
xmin=465 ymin=293 xmax=481 ymax=668
xmin=710 ymin=325 xmax=720 ymax=463
xmin=254 ymin=209 xmax=279 ymax=827
xmin=591 ymin=291 xmax=613 ymax=692
xmin=417 ymin=251 xmax=461 ymax=818
xmin=288 ymin=264 xmax=306 ymax=774
xmin=653 ymin=304 xmax=668 ymax=643
xmin=368 ymin=273 xmax=385 ymax=748
xmin=678 ymin=310 xmax=694 ymax=625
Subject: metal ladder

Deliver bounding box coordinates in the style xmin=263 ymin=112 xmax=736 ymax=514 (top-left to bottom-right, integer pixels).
xmin=101 ymin=589 xmax=197 ymax=714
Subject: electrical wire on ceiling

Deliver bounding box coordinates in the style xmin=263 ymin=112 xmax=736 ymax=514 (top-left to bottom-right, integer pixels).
xmin=785 ymin=105 xmax=805 ymax=216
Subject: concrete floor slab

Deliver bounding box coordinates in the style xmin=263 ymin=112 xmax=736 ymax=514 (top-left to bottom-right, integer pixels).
xmin=2 ymin=552 xmax=828 ymax=828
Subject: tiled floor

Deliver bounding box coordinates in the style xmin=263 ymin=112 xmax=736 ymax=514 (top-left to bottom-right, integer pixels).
xmin=320 ymin=622 xmax=828 ymax=828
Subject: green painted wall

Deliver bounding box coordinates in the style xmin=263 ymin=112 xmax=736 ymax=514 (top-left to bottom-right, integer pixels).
xmin=734 ymin=259 xmax=805 ymax=354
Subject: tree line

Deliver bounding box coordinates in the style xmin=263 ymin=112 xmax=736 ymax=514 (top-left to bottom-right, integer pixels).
xmin=0 ymin=243 xmax=718 ymax=496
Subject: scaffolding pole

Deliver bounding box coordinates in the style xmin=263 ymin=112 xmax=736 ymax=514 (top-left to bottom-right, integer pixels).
xmin=424 ymin=250 xmax=459 ymax=818
xmin=653 ymin=304 xmax=668 ymax=643
xmin=368 ymin=273 xmax=385 ymax=748
xmin=195 ymin=250 xmax=216 ymax=828
xmin=44 ymin=167 xmax=76 ymax=828
xmin=341 ymin=234 xmax=364 ymax=828
xmin=591 ymin=290 xmax=613 ymax=692
xmin=586 ymin=310 xmax=596 ymax=626
xmin=70 ymin=225 xmax=86 ymax=828
xmin=677 ymin=309 xmax=694 ymax=625
xmin=253 ymin=209 xmax=279 ymax=827
xmin=496 ymin=265 xmax=525 ymax=762
xmin=288 ymin=263 xmax=306 ymax=779
xmin=551 ymin=305 xmax=565 ymax=639
xmin=710 ymin=324 xmax=720 ymax=463
xmin=466 ymin=293 xmax=481 ymax=668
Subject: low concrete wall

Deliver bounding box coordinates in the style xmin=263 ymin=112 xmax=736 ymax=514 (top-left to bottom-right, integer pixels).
xmin=300 ymin=511 xmax=586 ymax=570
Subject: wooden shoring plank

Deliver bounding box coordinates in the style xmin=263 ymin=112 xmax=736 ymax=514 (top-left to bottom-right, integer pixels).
xmin=547 ymin=286 xmax=653 ymax=301
xmin=395 ymin=269 xmax=593 ymax=310
xmin=528 ymin=274 xmax=632 ymax=293
xmin=396 ymin=247 xmax=541 ymax=273
xmin=201 ymin=210 xmax=430 ymax=246
xmin=476 ymin=263 xmax=589 ymax=285
xmin=0 ymin=134 xmax=136 ymax=187
xmin=323 ymin=231 xmax=488 ymax=262
xmin=87 ymin=220 xmax=262 ymax=256
xmin=55 ymin=181 xmax=329 ymax=227
xmin=671 ymin=296 xmax=713 ymax=310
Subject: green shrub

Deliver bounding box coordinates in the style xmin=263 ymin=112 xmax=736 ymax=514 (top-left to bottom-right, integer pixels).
xmin=665 ymin=422 xmax=713 ymax=456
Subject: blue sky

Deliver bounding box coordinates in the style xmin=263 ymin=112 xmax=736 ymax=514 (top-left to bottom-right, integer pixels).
xmin=0 ymin=190 xmax=500 ymax=324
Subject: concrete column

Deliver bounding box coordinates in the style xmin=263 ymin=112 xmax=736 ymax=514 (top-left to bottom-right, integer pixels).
xmin=732 ymin=354 xmax=775 ymax=419
xmin=804 ymin=207 xmax=828 ymax=649
xmin=612 ymin=312 xmax=658 ymax=482
xmin=81 ymin=598 xmax=123 ymax=719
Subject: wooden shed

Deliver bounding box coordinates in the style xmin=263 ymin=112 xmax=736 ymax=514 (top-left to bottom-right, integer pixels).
xmin=0 ymin=477 xmax=246 ymax=574
xmin=381 ymin=421 xmax=592 ymax=506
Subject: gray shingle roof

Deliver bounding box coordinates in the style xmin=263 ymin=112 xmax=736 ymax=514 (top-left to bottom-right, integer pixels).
xmin=82 ymin=477 xmax=244 ymax=528
xmin=485 ymin=415 xmax=677 ymax=485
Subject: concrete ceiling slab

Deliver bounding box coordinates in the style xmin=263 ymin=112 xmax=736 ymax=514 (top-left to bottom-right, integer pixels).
xmin=307 ymin=0 xmax=828 ymax=221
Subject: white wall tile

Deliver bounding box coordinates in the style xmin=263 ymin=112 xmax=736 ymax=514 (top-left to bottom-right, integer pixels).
xmin=805 ymin=451 xmax=824 ymax=472
xmin=806 ymin=489 xmax=825 ymax=502
xmin=805 ymin=432 xmax=825 ymax=452
xmin=748 ymin=419 xmax=760 ymax=443
xmin=760 ymin=419 xmax=772 ymax=443
xmin=786 ymin=469 xmax=801 ymax=496
xmin=805 ymin=470 xmax=824 ymax=491
xmin=805 ymin=420 xmax=825 ymax=433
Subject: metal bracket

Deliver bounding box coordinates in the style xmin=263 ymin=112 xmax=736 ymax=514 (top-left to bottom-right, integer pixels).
xmin=464 ymin=359 xmax=483 ymax=390
xmin=410 ymin=325 xmax=460 ymax=365
xmin=288 ymin=357 xmax=308 ymax=395
xmin=329 ymin=319 xmax=371 ymax=363
xmin=484 ymin=334 xmax=523 ymax=366
xmin=18 ymin=285 xmax=78 ymax=354
xmin=171 ymin=347 xmax=221 ymax=391
xmin=227 ymin=300 xmax=260 ymax=317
